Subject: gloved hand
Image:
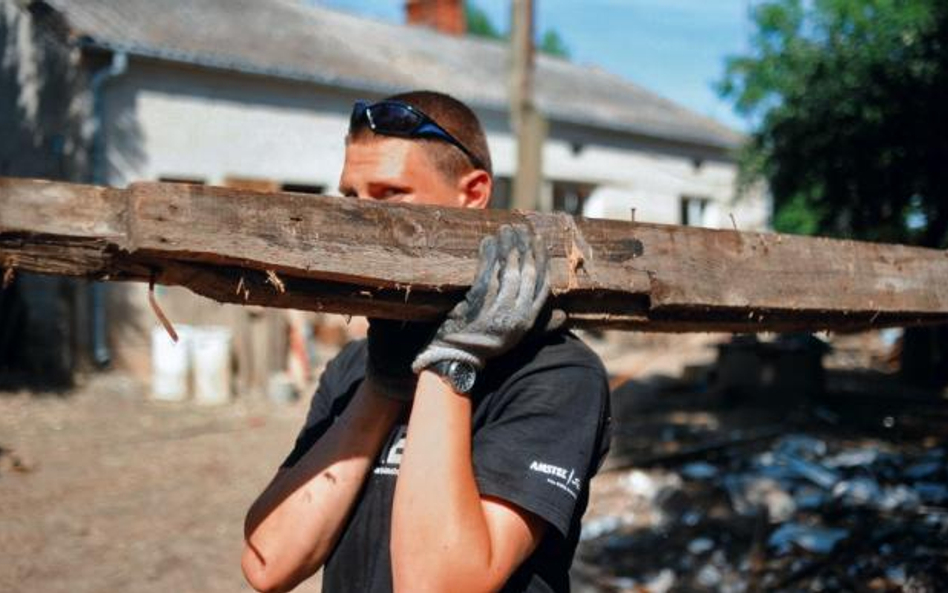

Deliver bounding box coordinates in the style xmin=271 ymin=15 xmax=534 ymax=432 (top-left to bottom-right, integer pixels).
xmin=412 ymin=224 xmax=551 ymax=373
xmin=365 ymin=318 xmax=439 ymax=401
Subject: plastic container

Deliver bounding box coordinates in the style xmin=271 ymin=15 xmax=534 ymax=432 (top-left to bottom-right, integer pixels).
xmin=151 ymin=325 xmax=191 ymax=401
xmin=267 ymin=371 xmax=298 ymax=404
xmin=190 ymin=326 xmax=233 ymax=405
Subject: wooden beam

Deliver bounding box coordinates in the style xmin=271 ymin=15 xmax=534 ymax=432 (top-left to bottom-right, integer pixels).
xmin=2 ymin=177 xmax=948 ymax=332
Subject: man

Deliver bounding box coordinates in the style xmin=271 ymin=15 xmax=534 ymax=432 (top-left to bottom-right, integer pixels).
xmin=242 ymin=91 xmax=611 ymax=593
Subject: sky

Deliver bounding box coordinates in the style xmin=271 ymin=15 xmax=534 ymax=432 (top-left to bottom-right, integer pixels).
xmin=318 ymin=0 xmax=757 ymax=131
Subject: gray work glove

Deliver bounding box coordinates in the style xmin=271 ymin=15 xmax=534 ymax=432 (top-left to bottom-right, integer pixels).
xmin=365 ymin=318 xmax=439 ymax=401
xmin=412 ymin=224 xmax=551 ymax=373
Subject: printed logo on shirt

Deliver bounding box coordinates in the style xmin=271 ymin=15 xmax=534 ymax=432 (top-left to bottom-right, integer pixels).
xmin=529 ymin=460 xmax=581 ymax=499
xmin=373 ymin=425 xmax=407 ymax=477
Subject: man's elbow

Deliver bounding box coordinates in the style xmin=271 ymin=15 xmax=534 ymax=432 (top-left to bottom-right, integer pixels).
xmin=242 ymin=545 xmax=282 ymax=593
xmin=392 ymin=556 xmax=503 ymax=593
xmin=393 ymin=574 xmax=500 ymax=593
xmin=241 ymin=543 xmax=306 ymax=593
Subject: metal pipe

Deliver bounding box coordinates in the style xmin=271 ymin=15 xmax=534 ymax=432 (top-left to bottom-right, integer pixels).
xmin=89 ymin=51 xmax=128 ymax=367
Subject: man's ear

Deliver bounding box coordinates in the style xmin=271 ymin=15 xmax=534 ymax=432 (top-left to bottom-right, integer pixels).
xmin=457 ymin=169 xmax=492 ymax=209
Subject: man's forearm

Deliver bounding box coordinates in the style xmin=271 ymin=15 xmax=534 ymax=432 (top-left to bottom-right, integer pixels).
xmin=391 ymin=372 xmax=539 ymax=593
xmin=242 ymin=381 xmax=403 ymax=592
xmin=391 ymin=372 xmax=487 ymax=590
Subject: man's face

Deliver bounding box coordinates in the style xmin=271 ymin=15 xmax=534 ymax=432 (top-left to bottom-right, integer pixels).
xmin=338 ymin=137 xmax=479 ymax=208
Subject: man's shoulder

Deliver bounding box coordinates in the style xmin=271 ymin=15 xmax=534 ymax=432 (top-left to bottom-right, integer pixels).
xmin=519 ymin=330 xmax=606 ymax=376
xmin=314 ymin=338 xmax=368 ymax=399
xmin=331 ymin=338 xmax=368 ymax=370
xmin=483 ymin=329 xmax=607 ymax=394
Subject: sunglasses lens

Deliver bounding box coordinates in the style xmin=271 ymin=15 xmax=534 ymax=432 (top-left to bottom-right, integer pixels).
xmin=369 ymin=102 xmax=423 ymax=135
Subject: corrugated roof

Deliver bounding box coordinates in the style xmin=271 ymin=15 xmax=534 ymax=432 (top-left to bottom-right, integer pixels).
xmin=42 ymin=0 xmax=743 ymax=150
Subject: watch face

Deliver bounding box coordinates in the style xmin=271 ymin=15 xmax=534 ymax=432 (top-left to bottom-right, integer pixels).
xmin=449 ymin=361 xmax=477 ymax=393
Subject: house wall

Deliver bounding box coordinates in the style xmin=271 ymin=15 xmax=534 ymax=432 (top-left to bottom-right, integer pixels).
xmin=97 ymin=61 xmax=366 ymax=383
xmin=100 ymin=60 xmax=356 ymax=189
xmin=546 ymin=134 xmax=769 ymax=230
xmin=95 ymin=57 xmax=770 ymax=387
xmin=483 ymin=111 xmax=769 ymax=231
xmin=101 ymin=58 xmax=769 ymax=230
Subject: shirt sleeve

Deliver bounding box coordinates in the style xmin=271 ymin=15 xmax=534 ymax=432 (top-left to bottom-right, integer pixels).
xmin=280 ymin=340 xmax=367 ymax=469
xmin=472 ymin=363 xmax=610 ymax=538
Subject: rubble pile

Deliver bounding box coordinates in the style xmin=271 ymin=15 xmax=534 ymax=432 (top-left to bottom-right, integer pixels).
xmin=577 ymin=433 xmax=948 ymax=592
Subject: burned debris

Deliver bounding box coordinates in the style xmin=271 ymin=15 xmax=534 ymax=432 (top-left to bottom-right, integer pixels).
xmin=575 ymin=335 xmax=948 ymax=592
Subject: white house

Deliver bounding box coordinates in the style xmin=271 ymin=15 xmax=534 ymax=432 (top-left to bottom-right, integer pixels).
xmin=0 ymin=0 xmax=769 ymax=385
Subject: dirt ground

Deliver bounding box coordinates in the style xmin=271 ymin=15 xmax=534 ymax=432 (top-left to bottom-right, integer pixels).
xmin=0 ymin=330 xmax=717 ymax=593
xmin=4 ymin=330 xmax=944 ymax=592
xmin=0 ymin=371 xmax=323 ymax=593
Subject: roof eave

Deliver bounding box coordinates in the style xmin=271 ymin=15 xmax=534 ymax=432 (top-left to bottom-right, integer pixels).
xmin=77 ymin=38 xmax=743 ymax=154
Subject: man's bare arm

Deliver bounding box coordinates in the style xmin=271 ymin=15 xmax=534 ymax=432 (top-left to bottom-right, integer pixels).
xmin=241 ymin=380 xmax=402 ymax=593
xmin=392 ymin=225 xmax=554 ymax=592
xmin=391 ymin=371 xmax=546 ymax=593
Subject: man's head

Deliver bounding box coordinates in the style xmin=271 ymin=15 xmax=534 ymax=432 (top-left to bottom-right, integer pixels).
xmin=339 ymin=90 xmax=492 ymax=208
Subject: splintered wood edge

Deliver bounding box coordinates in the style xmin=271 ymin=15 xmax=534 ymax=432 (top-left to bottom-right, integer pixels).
xmin=2 ymin=177 xmax=948 ymax=332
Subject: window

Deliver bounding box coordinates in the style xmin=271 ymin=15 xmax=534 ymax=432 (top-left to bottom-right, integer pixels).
xmin=159 ymin=176 xmax=205 ymax=185
xmin=552 ymin=181 xmax=596 ymax=215
xmin=490 ymin=176 xmax=512 ymax=210
xmin=680 ymin=196 xmax=711 ymax=227
xmin=489 ymin=178 xmax=595 ymax=213
xmin=281 ymin=182 xmax=326 ymax=195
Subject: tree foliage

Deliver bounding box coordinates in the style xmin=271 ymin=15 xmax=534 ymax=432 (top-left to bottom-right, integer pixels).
xmin=465 ymin=1 xmax=503 ymax=40
xmin=719 ymin=0 xmax=948 ymax=247
xmin=464 ymin=1 xmax=570 ymax=59
xmin=538 ymin=29 xmax=569 ymax=58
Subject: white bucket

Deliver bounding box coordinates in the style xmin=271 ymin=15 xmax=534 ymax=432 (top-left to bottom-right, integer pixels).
xmin=151 ymin=325 xmax=191 ymax=402
xmin=191 ymin=326 xmax=232 ymax=406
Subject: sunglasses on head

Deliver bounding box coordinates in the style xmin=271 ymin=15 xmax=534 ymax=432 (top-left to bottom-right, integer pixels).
xmin=349 ymin=100 xmax=485 ymax=171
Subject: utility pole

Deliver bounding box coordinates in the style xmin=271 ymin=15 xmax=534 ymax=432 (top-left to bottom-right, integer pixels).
xmin=509 ymin=0 xmax=547 ymax=211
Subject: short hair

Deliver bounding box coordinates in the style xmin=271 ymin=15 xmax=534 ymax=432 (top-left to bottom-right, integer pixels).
xmin=348 ymin=90 xmax=493 ymax=181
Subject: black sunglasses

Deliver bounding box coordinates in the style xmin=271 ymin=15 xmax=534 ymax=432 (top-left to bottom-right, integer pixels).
xmin=349 ymin=100 xmax=486 ymax=171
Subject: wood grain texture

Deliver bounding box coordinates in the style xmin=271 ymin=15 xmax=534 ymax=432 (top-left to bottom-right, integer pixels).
xmin=3 ymin=177 xmax=948 ymax=332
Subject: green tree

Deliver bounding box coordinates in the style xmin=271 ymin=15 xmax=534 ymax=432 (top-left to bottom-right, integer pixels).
xmin=464 ymin=1 xmax=570 ymax=58
xmin=719 ymin=0 xmax=948 ymax=247
xmin=721 ymin=0 xmax=948 ymax=388
xmin=538 ymin=29 xmax=570 ymax=59
xmin=465 ymin=1 xmax=503 ymax=40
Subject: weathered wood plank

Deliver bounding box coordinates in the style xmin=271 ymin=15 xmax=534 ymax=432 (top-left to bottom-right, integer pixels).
xmin=3 ymin=176 xmax=948 ymax=332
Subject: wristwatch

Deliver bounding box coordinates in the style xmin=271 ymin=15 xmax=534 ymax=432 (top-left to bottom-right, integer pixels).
xmin=428 ymin=360 xmax=477 ymax=394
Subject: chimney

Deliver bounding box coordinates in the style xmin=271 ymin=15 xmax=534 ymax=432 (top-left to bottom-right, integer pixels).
xmin=405 ymin=0 xmax=466 ymax=36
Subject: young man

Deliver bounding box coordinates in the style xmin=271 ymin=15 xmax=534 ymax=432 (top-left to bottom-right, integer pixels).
xmin=242 ymin=91 xmax=611 ymax=593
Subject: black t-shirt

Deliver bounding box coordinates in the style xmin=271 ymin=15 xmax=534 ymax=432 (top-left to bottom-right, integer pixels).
xmin=281 ymin=330 xmax=612 ymax=592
